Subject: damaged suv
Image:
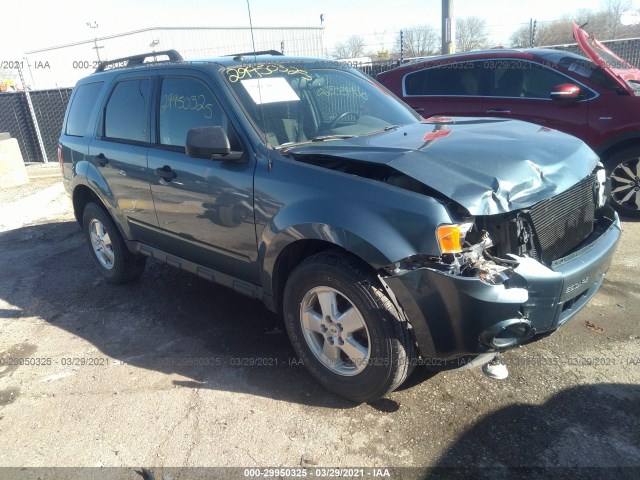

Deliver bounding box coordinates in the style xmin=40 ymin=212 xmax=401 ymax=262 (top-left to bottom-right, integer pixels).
xmin=60 ymin=50 xmax=621 ymax=402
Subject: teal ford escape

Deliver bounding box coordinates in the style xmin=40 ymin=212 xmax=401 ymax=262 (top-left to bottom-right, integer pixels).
xmin=59 ymin=50 xmax=620 ymax=402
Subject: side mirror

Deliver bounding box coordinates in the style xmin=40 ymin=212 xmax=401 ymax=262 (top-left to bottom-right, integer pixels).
xmin=186 ymin=126 xmax=243 ymax=161
xmin=550 ymin=83 xmax=581 ymax=101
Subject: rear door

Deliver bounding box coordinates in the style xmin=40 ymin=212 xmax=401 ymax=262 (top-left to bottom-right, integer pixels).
xmin=483 ymin=59 xmax=590 ymax=139
xmin=147 ymin=71 xmax=259 ymax=282
xmin=400 ymin=60 xmax=487 ymax=117
xmin=88 ymin=73 xmax=159 ymax=243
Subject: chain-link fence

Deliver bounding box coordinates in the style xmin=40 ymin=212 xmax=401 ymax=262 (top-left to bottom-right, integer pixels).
xmin=0 ymin=91 xmax=41 ymax=163
xmin=29 ymin=89 xmax=73 ymax=162
xmin=542 ymin=37 xmax=640 ymax=69
xmin=0 ymin=88 xmax=72 ymax=163
xmin=2 ymin=35 xmax=640 ymax=164
xmin=358 ymin=60 xmax=401 ymax=78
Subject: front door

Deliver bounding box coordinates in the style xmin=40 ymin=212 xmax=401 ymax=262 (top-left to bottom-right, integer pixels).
xmin=147 ymin=73 xmax=259 ymax=282
xmin=483 ymin=59 xmax=590 ymax=139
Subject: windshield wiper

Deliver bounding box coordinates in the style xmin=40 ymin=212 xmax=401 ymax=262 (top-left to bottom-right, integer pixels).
xmin=360 ymin=125 xmax=401 ymax=136
xmin=311 ymin=134 xmax=356 ymax=142
xmin=277 ymin=135 xmax=355 ymax=150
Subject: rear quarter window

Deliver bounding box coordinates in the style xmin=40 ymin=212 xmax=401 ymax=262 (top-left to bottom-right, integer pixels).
xmin=65 ymin=82 xmax=104 ymax=137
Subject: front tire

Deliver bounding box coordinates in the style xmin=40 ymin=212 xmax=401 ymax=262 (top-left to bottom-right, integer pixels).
xmin=82 ymin=202 xmax=146 ymax=284
xmin=605 ymin=147 xmax=640 ymax=218
xmin=283 ymin=251 xmax=415 ymax=403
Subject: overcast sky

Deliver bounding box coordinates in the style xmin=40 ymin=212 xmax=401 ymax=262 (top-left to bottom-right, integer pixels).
xmin=2 ymin=0 xmax=638 ymax=61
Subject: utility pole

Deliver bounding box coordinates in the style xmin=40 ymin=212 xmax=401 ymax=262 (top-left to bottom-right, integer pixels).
xmin=400 ymin=30 xmax=404 ymax=63
xmin=442 ymin=0 xmax=455 ymax=55
xmin=530 ymin=19 xmax=538 ymax=47
xmin=86 ymin=21 xmax=103 ymax=62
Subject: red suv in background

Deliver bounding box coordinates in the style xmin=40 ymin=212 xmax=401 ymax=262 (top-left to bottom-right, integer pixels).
xmin=378 ymin=22 xmax=640 ymax=217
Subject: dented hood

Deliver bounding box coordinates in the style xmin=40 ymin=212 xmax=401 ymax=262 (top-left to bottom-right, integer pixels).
xmin=286 ymin=118 xmax=599 ymax=215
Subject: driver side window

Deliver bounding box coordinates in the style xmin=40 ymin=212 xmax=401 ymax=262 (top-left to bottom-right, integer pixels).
xmin=159 ymin=77 xmax=240 ymax=149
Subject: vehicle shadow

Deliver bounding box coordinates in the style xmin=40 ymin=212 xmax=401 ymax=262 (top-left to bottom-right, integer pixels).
xmin=0 ymin=221 xmax=435 ymax=409
xmin=424 ymin=383 xmax=640 ymax=480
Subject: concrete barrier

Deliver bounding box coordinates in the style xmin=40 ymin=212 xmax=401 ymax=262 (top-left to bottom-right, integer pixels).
xmin=0 ymin=136 xmax=29 ymax=188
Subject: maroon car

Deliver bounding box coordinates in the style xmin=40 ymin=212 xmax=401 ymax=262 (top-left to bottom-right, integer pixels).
xmin=378 ymin=22 xmax=640 ymax=217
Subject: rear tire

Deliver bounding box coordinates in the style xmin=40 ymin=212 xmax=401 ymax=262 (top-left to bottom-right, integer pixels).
xmin=283 ymin=250 xmax=416 ymax=403
xmin=82 ymin=202 xmax=146 ymax=284
xmin=605 ymin=147 xmax=640 ymax=218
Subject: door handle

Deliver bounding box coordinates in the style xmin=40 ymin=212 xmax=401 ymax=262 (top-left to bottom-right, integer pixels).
xmin=413 ymin=107 xmax=425 ymax=113
xmin=96 ymin=153 xmax=108 ymax=167
xmin=486 ymin=109 xmax=511 ymax=114
xmin=155 ymin=165 xmax=177 ymax=181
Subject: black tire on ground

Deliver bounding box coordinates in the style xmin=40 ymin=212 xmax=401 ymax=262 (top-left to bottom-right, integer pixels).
xmin=604 ymin=147 xmax=640 ymax=219
xmin=283 ymin=250 xmax=416 ymax=403
xmin=82 ymin=202 xmax=146 ymax=284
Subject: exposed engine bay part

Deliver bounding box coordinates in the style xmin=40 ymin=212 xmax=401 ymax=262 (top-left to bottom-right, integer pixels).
xmin=383 ymin=226 xmax=521 ymax=287
xmin=453 ymin=353 xmax=499 ymax=371
xmin=482 ymin=355 xmax=509 ymax=380
xmin=289 ymin=153 xmax=469 ymax=217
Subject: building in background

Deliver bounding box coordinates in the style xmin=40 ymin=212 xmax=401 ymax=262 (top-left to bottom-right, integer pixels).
xmin=24 ymin=26 xmax=325 ymax=89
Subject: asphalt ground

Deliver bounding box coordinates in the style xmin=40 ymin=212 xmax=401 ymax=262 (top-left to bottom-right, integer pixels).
xmin=0 ymin=180 xmax=638 ymax=480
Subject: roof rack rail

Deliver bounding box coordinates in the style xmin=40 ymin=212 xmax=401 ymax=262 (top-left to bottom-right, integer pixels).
xmin=225 ymin=50 xmax=284 ymax=59
xmin=95 ymin=50 xmax=183 ymax=73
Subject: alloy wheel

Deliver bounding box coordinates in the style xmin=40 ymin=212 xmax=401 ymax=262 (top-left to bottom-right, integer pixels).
xmin=299 ymin=286 xmax=371 ymax=376
xmin=89 ymin=219 xmax=115 ymax=270
xmin=610 ymin=157 xmax=640 ymax=212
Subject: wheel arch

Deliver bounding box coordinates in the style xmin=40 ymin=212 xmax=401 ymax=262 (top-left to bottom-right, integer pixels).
xmin=596 ymin=132 xmax=640 ymax=163
xmin=261 ymin=221 xmax=419 ymax=314
xmin=269 ymin=238 xmax=370 ymax=314
xmin=70 ymin=159 xmax=116 ymax=222
xmin=72 ymin=184 xmax=104 ymax=224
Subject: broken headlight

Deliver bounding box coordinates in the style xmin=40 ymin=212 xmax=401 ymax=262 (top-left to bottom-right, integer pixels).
xmin=456 ymin=232 xmax=517 ymax=285
xmin=436 ymin=223 xmax=473 ymax=254
xmin=596 ymin=166 xmax=607 ymax=208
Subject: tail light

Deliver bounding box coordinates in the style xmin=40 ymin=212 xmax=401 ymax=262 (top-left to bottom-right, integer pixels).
xmin=58 ymin=144 xmax=63 ymax=175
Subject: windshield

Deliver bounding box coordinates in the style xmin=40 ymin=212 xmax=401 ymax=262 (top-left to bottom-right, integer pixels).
xmin=222 ymin=63 xmax=420 ymax=147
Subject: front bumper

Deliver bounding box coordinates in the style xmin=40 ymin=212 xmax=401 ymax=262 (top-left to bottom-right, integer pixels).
xmin=384 ymin=213 xmax=621 ymax=360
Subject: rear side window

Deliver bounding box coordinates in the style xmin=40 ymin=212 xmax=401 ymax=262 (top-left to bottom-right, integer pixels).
xmin=104 ymin=79 xmax=150 ymax=142
xmin=404 ymin=63 xmax=482 ymax=96
xmin=65 ymin=82 xmax=103 ymax=136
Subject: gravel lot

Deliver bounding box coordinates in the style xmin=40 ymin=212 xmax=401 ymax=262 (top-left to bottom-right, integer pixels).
xmin=0 ymin=178 xmax=638 ymax=479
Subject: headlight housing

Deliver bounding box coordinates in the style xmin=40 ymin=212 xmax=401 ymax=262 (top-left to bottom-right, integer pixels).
xmin=596 ymin=167 xmax=607 ymax=208
xmin=436 ymin=223 xmax=473 ymax=254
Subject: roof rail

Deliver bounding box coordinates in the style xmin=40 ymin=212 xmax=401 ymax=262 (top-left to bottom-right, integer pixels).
xmin=95 ymin=49 xmax=183 ymax=73
xmin=225 ymin=50 xmax=284 ymax=59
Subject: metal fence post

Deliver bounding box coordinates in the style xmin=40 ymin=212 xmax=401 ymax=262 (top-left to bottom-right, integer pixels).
xmin=16 ymin=63 xmax=49 ymax=162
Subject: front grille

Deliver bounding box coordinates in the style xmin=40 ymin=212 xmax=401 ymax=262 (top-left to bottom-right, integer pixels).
xmin=527 ymin=174 xmax=596 ymax=264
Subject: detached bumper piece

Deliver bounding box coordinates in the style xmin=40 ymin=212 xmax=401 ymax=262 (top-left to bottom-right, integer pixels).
xmin=385 ymin=214 xmax=621 ymax=360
